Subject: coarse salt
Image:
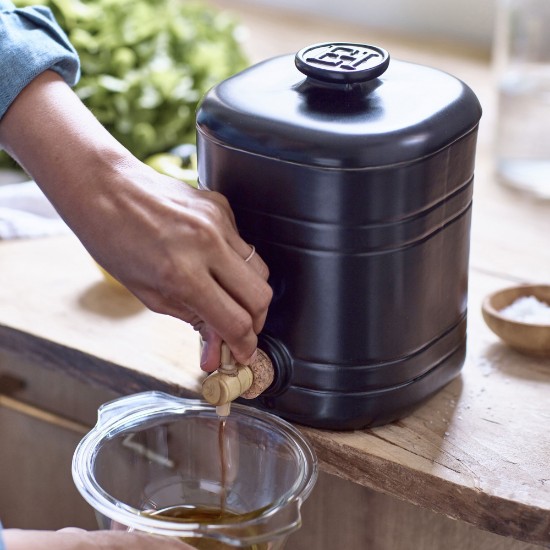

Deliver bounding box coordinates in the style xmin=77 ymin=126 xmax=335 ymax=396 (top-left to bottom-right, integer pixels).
xmin=499 ymin=295 xmax=550 ymax=325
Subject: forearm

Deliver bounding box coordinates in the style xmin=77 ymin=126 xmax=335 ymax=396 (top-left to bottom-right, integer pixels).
xmin=0 ymin=70 xmax=140 ymax=231
xmin=0 ymin=69 xmax=159 ymax=275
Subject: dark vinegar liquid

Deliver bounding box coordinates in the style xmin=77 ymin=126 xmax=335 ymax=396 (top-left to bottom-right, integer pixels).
xmin=142 ymin=417 xmax=269 ymax=549
xmin=218 ymin=417 xmax=227 ymax=514
xmin=145 ymin=505 xmax=269 ymax=550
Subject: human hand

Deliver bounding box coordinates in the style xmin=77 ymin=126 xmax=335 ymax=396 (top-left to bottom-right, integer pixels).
xmin=74 ymin=164 xmax=272 ymax=372
xmin=0 ymin=71 xmax=273 ymax=372
xmin=3 ymin=528 xmax=194 ymax=549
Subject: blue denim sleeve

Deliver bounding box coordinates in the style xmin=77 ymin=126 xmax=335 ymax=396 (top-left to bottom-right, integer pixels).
xmin=0 ymin=0 xmax=81 ymax=120
xmin=0 ymin=520 xmax=4 ymax=550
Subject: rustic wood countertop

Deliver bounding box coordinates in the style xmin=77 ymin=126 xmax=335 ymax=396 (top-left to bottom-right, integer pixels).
xmin=1 ymin=1 xmax=549 ymax=546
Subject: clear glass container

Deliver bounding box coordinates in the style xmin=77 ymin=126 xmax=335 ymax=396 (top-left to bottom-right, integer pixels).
xmin=493 ymin=0 xmax=550 ymax=197
xmin=72 ymin=392 xmax=318 ymax=549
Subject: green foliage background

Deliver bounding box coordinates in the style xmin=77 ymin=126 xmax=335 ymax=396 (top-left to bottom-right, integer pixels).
xmin=1 ymin=0 xmax=248 ymax=167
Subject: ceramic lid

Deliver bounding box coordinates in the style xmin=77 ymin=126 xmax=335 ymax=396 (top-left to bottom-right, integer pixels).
xmin=196 ymin=42 xmax=482 ymax=168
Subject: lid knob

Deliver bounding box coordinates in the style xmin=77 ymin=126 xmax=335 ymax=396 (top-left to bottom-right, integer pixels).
xmin=295 ymin=42 xmax=390 ymax=85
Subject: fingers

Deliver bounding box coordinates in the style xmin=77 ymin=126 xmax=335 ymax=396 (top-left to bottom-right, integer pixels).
xmin=97 ymin=178 xmax=273 ymax=372
xmin=88 ymin=530 xmax=194 ymax=549
xmin=198 ymin=326 xmax=223 ymax=372
xmin=184 ymin=270 xmax=266 ymax=365
xmin=210 ymin=247 xmax=272 ymax=336
xmin=142 ymin=201 xmax=271 ymax=368
xmin=134 ymin=275 xmax=264 ymax=372
xmin=242 ymin=244 xmax=270 ymax=281
xmin=4 ymin=528 xmax=193 ymax=550
xmin=189 ymin=236 xmax=271 ymax=366
xmin=135 ymin=247 xmax=271 ymax=372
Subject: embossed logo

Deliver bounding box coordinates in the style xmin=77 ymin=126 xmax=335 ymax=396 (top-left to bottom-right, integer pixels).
xmin=295 ymin=42 xmax=390 ymax=84
xmin=304 ymin=44 xmax=383 ymax=72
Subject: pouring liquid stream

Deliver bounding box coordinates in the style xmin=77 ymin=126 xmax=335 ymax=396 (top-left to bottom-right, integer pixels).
xmin=144 ymin=404 xmax=268 ymax=549
xmin=217 ymin=412 xmax=228 ymax=516
xmin=215 ymin=345 xmax=236 ymax=516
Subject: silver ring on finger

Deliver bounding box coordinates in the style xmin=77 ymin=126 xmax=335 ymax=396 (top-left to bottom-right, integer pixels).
xmin=244 ymin=244 xmax=256 ymax=263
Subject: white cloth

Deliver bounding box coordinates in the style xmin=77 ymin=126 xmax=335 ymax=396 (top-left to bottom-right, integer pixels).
xmin=0 ymin=179 xmax=70 ymax=239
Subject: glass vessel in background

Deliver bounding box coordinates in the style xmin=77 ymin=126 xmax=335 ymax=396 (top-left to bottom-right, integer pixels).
xmin=494 ymin=0 xmax=550 ymax=197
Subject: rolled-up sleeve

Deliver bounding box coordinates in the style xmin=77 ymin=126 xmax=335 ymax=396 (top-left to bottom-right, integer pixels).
xmin=0 ymin=0 xmax=80 ymax=119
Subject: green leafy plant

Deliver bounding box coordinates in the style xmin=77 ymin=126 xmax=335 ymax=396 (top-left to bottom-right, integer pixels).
xmin=2 ymin=0 xmax=248 ymax=167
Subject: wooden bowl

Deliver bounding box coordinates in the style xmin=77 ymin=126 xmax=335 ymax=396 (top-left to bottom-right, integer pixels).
xmin=482 ymin=284 xmax=550 ymax=357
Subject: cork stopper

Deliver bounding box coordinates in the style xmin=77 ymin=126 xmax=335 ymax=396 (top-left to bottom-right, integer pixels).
xmin=201 ymin=345 xmax=274 ymax=410
xmin=240 ymin=348 xmax=274 ymax=399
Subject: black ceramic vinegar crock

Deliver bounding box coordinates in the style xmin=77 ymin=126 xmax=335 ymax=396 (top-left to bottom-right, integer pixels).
xmin=196 ymin=42 xmax=482 ymax=430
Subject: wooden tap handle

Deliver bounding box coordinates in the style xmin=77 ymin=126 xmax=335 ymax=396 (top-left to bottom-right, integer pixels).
xmin=201 ymin=347 xmax=275 ymax=405
xmin=202 ymin=364 xmax=253 ymax=406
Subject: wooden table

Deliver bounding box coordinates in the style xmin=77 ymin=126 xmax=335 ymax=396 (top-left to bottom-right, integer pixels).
xmin=1 ymin=2 xmax=549 ymax=548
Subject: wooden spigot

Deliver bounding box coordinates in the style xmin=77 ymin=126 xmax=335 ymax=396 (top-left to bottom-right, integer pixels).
xmin=202 ymin=343 xmax=274 ymax=416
